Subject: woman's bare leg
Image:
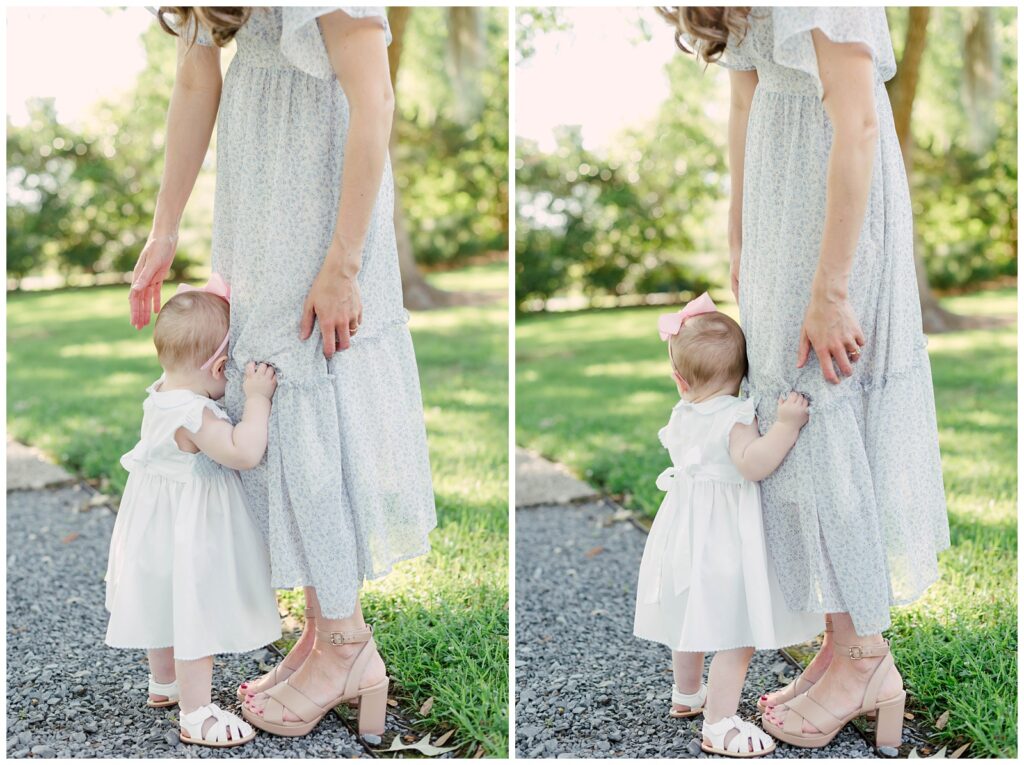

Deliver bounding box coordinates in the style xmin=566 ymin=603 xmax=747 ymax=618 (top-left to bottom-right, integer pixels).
xmin=147 ymin=648 xmax=175 ymax=704
xmin=244 ymin=592 xmax=387 ymax=723
xmin=762 ymin=614 xmax=835 ymax=707
xmin=672 ymin=651 xmax=705 ymax=714
xmin=764 ymin=612 xmax=902 ymax=734
xmin=240 ymin=586 xmax=318 ymax=697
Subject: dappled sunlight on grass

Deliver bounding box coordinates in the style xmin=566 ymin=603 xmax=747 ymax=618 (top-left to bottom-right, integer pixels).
xmin=516 ymin=288 xmax=1016 ymax=757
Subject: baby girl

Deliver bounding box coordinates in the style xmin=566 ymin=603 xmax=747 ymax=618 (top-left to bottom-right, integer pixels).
xmin=104 ymin=275 xmax=281 ymax=748
xmin=633 ymin=292 xmax=823 ymax=758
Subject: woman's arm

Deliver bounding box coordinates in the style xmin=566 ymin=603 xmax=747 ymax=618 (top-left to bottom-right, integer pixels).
xmin=796 ymin=29 xmax=874 ymax=383
xmin=130 ymin=37 xmax=222 ymax=329
xmin=728 ymin=69 xmax=758 ymax=301
xmin=299 ymin=12 xmax=394 ymax=358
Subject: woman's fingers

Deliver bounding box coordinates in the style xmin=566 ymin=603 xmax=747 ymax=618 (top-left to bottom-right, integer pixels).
xmin=816 ymin=346 xmax=840 ymax=384
xmin=833 ymin=343 xmax=854 ymax=378
xmin=321 ymin=318 xmax=337 ymax=358
xmin=796 ymin=326 xmax=811 ymax=369
xmin=336 ymin=322 xmax=352 ymax=352
xmin=299 ymin=300 xmax=315 ymax=341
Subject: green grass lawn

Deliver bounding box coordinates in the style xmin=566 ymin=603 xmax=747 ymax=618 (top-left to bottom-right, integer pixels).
xmin=7 ymin=261 xmax=509 ymax=756
xmin=516 ymin=288 xmax=1017 ymax=758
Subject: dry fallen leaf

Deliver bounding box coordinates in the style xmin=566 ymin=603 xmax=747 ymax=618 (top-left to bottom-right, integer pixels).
xmin=386 ymin=697 xmax=398 ymax=707
xmin=433 ymin=729 xmax=455 ymax=747
xmin=904 ymin=712 xmax=914 ymax=720
xmin=61 ymin=532 xmax=80 ymax=544
xmin=584 ymin=546 xmax=605 ymax=558
xmin=473 ymin=744 xmax=485 ymax=758
xmin=419 ymin=696 xmax=435 ymax=716
xmin=949 ymin=743 xmax=970 ymax=758
xmin=377 ymin=733 xmax=458 ymax=757
xmin=935 ymin=710 xmax=950 ymax=730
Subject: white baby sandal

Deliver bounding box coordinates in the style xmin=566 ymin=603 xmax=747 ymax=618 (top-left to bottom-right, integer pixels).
xmin=178 ymin=704 xmax=256 ymax=748
xmin=670 ymin=682 xmax=707 ymax=718
xmin=701 ymin=715 xmax=776 ymax=758
xmin=146 ymin=675 xmax=178 ymax=709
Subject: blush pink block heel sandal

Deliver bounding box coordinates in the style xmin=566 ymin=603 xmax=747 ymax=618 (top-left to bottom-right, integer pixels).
xmin=242 ymin=624 xmax=389 ymax=738
xmin=757 ymin=615 xmax=832 ymax=713
xmin=762 ymin=639 xmax=905 ymax=752
xmin=238 ymin=605 xmax=318 ymax=702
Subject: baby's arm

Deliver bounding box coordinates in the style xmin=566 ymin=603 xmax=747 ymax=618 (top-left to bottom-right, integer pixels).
xmin=728 ymin=393 xmax=810 ymax=482
xmin=185 ymin=363 xmax=278 ymax=471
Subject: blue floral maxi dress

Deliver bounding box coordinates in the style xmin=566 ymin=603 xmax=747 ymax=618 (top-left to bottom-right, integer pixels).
xmin=151 ymin=7 xmax=436 ymax=619
xmin=691 ymin=7 xmax=949 ymax=635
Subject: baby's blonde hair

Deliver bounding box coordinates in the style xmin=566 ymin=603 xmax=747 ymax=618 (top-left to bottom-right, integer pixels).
xmin=153 ymin=291 xmax=229 ymax=371
xmin=669 ymin=312 xmax=748 ymax=391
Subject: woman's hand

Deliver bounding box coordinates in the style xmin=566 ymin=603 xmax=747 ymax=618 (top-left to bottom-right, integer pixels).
xmin=299 ymin=262 xmax=363 ymax=359
xmin=129 ymin=233 xmax=178 ymax=329
xmin=796 ymin=286 xmax=865 ymax=384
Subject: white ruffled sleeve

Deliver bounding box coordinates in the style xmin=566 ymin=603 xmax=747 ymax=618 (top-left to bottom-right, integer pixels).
xmin=725 ymin=397 xmax=758 ymax=451
xmin=180 ymin=399 xmax=233 ymax=435
xmin=146 ymin=6 xmax=214 ymax=47
xmin=281 ymin=7 xmax=392 ymax=81
xmin=772 ymin=7 xmax=897 ymax=99
xmin=681 ymin=29 xmax=756 ymax=71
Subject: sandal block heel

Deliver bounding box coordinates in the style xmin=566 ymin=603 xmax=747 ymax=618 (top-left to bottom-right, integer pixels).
xmin=357 ymin=677 xmax=389 ymax=736
xmin=873 ymin=690 xmax=906 ymax=750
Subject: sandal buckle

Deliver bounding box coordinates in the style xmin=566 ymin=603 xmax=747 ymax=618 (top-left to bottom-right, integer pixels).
xmin=848 ymin=646 xmax=864 ymax=660
xmin=329 ymin=631 xmax=347 ymax=645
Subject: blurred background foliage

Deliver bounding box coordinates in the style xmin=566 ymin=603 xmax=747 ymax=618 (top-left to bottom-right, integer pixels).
xmin=515 ymin=7 xmax=1017 ymax=313
xmin=6 ymin=7 xmax=509 ymax=292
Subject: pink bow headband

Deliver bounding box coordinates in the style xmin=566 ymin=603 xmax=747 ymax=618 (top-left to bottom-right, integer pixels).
xmin=657 ymin=292 xmax=717 ymax=341
xmin=173 ymin=273 xmax=231 ymax=371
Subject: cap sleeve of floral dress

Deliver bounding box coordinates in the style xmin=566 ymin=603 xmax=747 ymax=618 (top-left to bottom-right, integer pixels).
xmin=145 ymin=6 xmax=214 ymax=47
xmin=281 ymin=6 xmax=392 ymax=81
xmin=772 ymin=6 xmax=897 ymax=99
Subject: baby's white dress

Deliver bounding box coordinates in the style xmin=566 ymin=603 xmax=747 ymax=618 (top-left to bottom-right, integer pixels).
xmin=634 ymin=395 xmax=822 ymax=652
xmin=105 ymin=379 xmax=282 ymax=661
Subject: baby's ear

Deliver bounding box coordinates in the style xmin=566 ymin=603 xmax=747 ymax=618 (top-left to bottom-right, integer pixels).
xmin=212 ymin=355 xmax=229 ymax=380
xmin=672 ymin=369 xmax=689 ymax=393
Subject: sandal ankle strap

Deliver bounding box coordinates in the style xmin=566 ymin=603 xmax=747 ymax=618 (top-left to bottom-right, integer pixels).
xmin=835 ymin=638 xmax=889 ymax=660
xmin=316 ymin=624 xmax=373 ymax=645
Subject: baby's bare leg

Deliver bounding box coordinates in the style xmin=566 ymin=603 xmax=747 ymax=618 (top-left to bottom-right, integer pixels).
xmin=705 ymin=646 xmax=754 ymax=723
xmin=672 ymin=650 xmax=705 ymax=712
xmin=147 ymin=648 xmax=175 ymax=703
xmin=175 ymin=656 xmax=213 ymax=713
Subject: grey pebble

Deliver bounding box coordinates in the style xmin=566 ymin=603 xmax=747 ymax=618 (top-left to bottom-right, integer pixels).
xmin=30 ymin=745 xmax=56 ymax=757
xmin=70 ymin=732 xmax=87 ymax=744
xmin=164 ymin=731 xmax=179 ymax=747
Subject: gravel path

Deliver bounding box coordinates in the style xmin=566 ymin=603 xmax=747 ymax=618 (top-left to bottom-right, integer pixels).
xmin=6 ymin=485 xmax=386 ymax=759
xmin=514 ymin=500 xmax=875 ymax=759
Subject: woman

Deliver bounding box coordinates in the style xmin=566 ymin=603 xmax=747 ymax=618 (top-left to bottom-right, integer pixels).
xmin=660 ymin=6 xmax=949 ymax=750
xmin=129 ymin=6 xmax=436 ymax=737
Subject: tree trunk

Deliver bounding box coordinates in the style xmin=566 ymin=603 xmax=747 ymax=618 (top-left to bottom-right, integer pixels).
xmin=963 ymin=7 xmax=998 ymax=153
xmin=387 ymin=6 xmax=455 ymax=310
xmin=886 ymin=7 xmax=966 ymax=332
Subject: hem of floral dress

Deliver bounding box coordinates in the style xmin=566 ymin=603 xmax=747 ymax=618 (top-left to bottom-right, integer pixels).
xmin=103 ymin=633 xmax=282 ymax=662
xmin=744 ymin=337 xmax=931 ymax=414
xmin=268 ymin=538 xmax=435 ymax=620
